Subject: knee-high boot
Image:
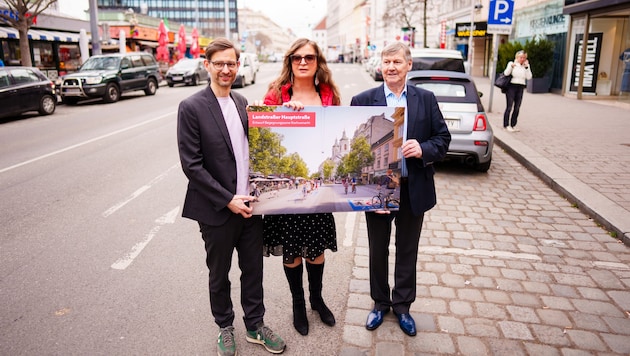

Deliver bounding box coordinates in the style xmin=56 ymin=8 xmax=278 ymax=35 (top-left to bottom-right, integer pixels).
xmin=306 ymin=262 xmax=336 ymax=326
xmin=283 ymin=264 xmax=309 ymax=335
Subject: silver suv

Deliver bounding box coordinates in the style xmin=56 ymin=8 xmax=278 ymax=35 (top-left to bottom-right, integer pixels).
xmin=60 ymin=52 xmax=160 ymax=105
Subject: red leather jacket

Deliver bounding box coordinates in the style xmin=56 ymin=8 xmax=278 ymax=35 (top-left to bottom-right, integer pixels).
xmin=263 ymin=82 xmax=335 ymax=106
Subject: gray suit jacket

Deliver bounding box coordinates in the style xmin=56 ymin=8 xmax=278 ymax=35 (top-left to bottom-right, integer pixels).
xmin=177 ymin=86 xmax=249 ymax=226
xmin=351 ymin=84 xmax=451 ymax=215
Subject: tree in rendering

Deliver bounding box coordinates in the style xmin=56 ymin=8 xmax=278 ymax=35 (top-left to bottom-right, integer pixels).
xmin=0 ymin=0 xmax=58 ymax=67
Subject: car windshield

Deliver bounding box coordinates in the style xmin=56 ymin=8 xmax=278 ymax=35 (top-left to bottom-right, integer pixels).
xmin=173 ymin=60 xmax=199 ymax=69
xmin=81 ymin=57 xmax=121 ymax=70
xmin=415 ymin=82 xmax=467 ymax=98
xmin=412 ymin=58 xmax=465 ymax=72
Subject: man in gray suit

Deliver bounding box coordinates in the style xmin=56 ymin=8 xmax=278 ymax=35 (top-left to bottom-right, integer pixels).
xmin=351 ymin=42 xmax=451 ymax=337
xmin=177 ymin=38 xmax=285 ymax=356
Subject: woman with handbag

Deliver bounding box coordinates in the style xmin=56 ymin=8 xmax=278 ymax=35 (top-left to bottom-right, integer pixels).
xmin=503 ymin=50 xmax=532 ymax=132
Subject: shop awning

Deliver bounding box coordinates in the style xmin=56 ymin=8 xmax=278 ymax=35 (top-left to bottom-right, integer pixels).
xmin=136 ymin=40 xmax=159 ymax=48
xmin=0 ymin=26 xmax=82 ymax=42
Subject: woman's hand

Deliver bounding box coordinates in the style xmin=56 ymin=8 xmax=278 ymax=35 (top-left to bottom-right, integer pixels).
xmin=283 ymin=101 xmax=305 ymax=111
xmin=250 ymin=100 xmax=265 ymax=107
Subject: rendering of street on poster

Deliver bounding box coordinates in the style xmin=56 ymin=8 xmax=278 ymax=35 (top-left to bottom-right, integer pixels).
xmin=247 ymin=105 xmax=405 ymax=215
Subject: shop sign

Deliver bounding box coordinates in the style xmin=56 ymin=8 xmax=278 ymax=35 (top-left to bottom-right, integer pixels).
xmin=455 ymin=22 xmax=487 ymax=38
xmin=1 ymin=9 xmax=37 ymax=24
xmin=570 ymin=33 xmax=602 ymax=93
xmin=109 ymin=25 xmax=160 ymax=41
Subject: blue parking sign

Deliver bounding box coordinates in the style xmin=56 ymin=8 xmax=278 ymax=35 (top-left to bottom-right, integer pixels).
xmin=487 ymin=0 xmax=514 ymax=34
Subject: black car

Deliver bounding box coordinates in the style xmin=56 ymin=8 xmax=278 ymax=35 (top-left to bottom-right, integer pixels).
xmin=59 ymin=52 xmax=160 ymax=105
xmin=0 ymin=66 xmax=57 ymax=119
xmin=165 ymin=58 xmax=207 ymax=87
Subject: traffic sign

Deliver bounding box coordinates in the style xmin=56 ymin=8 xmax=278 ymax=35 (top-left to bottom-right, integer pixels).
xmin=487 ymin=0 xmax=514 ymax=34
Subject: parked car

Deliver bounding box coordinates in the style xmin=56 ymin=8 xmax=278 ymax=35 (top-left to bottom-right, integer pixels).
xmin=410 ymin=48 xmax=466 ymax=73
xmin=59 ymin=52 xmax=160 ymax=105
xmin=0 ymin=66 xmax=56 ymax=119
xmin=165 ymin=58 xmax=207 ymax=87
xmin=243 ymin=52 xmax=260 ymax=72
xmin=232 ymin=53 xmax=256 ymax=88
xmin=407 ymin=70 xmax=493 ymax=172
xmin=369 ymin=56 xmax=383 ymax=81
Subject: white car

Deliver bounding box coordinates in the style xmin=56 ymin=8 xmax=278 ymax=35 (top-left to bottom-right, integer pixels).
xmin=233 ymin=53 xmax=256 ymax=88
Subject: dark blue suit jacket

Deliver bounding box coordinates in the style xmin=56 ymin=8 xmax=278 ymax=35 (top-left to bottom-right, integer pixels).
xmin=177 ymin=86 xmax=249 ymax=226
xmin=351 ymin=84 xmax=451 ymax=215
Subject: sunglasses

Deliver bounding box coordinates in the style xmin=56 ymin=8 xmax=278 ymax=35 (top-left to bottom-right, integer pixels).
xmin=290 ymin=54 xmax=317 ymax=64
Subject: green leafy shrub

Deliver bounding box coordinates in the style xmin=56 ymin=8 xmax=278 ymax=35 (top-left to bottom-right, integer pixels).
xmin=497 ymin=41 xmax=523 ymax=75
xmin=524 ymin=36 xmax=554 ymax=78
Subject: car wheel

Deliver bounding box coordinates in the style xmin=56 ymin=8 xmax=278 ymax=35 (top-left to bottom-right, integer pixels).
xmin=192 ymin=74 xmax=198 ymax=86
xmin=251 ymin=73 xmax=256 ymax=85
xmin=103 ymin=83 xmax=120 ymax=103
xmin=38 ymin=94 xmax=57 ymax=115
xmin=474 ymin=158 xmax=491 ymax=173
xmin=62 ymin=97 xmax=79 ymax=105
xmin=144 ymin=78 xmax=158 ymax=96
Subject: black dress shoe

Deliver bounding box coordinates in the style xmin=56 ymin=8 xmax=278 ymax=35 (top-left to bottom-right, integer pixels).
xmin=395 ymin=312 xmax=416 ymax=336
xmin=366 ymin=308 xmax=389 ymax=330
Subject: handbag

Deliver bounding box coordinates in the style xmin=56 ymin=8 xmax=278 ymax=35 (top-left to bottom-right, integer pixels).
xmin=494 ymin=73 xmax=512 ymax=92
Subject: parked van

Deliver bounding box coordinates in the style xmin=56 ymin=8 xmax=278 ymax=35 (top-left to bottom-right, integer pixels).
xmin=410 ymin=48 xmax=466 ymax=73
xmin=233 ymin=53 xmax=256 ymax=88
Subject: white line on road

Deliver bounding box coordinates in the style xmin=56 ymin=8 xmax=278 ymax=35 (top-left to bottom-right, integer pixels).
xmin=0 ymin=112 xmax=175 ymax=174
xmin=102 ymin=163 xmax=179 ymax=217
xmin=111 ymin=206 xmax=180 ymax=270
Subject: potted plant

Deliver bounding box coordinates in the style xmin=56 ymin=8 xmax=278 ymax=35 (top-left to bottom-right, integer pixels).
xmin=524 ymin=36 xmax=555 ymax=93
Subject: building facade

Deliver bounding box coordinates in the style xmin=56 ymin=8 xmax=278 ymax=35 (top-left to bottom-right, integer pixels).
xmin=97 ymin=0 xmax=239 ymax=40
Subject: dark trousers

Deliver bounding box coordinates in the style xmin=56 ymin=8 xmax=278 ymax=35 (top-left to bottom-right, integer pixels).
xmin=504 ymin=84 xmax=525 ymax=127
xmin=365 ymin=180 xmax=424 ymax=315
xmin=199 ymin=214 xmax=264 ymax=331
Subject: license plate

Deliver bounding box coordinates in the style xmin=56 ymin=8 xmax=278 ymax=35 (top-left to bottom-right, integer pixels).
xmin=445 ymin=119 xmax=460 ymax=129
xmin=173 ymin=76 xmax=183 ymax=81
xmin=64 ymin=88 xmax=80 ymax=94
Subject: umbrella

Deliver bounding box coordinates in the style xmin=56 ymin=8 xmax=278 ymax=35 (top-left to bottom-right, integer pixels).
xmin=156 ymin=20 xmax=169 ymax=62
xmin=190 ymin=28 xmax=200 ymax=58
xmin=177 ymin=24 xmax=187 ymax=59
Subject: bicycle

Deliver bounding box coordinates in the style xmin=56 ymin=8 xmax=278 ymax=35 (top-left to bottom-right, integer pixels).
xmin=371 ymin=189 xmax=400 ymax=210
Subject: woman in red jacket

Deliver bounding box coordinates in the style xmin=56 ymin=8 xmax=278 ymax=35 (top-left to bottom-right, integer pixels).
xmin=261 ymin=38 xmax=341 ymax=336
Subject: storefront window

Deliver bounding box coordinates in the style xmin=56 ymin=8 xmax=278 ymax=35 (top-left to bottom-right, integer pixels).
xmin=1 ymin=40 xmax=22 ymax=66
xmin=32 ymin=41 xmax=55 ymax=69
xmin=57 ymin=44 xmax=81 ymax=75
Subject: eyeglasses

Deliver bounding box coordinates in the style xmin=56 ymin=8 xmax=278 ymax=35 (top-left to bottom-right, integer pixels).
xmin=210 ymin=61 xmax=238 ymax=70
xmin=290 ymin=54 xmax=316 ymax=64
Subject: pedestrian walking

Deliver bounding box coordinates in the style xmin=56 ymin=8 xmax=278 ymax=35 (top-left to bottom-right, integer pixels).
xmin=177 ymin=38 xmax=285 ymax=356
xmin=350 ymin=41 xmax=451 ymax=337
xmin=503 ymin=50 xmax=532 ymax=132
xmin=256 ymin=38 xmax=341 ymax=336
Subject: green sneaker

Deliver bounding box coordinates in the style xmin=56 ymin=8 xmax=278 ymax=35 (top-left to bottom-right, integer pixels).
xmin=217 ymin=326 xmax=236 ymax=356
xmin=245 ymin=324 xmax=286 ymax=354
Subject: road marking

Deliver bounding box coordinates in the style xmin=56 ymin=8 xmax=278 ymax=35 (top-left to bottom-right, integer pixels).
xmin=102 ymin=163 xmax=179 ymax=217
xmin=111 ymin=206 xmax=179 ymax=270
xmin=0 ymin=112 xmax=175 ymax=174
xmin=344 ymin=212 xmax=356 ymax=247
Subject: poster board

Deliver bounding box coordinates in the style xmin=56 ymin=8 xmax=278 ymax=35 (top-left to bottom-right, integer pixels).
xmin=247 ymin=105 xmax=405 ymax=215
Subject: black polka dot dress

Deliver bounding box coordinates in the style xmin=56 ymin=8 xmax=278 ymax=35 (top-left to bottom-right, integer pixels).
xmin=263 ymin=213 xmax=337 ymax=264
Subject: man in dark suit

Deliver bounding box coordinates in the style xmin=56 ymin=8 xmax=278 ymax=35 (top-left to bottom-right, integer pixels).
xmin=177 ymin=38 xmax=285 ymax=356
xmin=350 ymin=42 xmax=451 ymax=337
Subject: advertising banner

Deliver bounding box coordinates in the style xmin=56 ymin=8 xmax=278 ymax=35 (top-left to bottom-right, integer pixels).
xmin=570 ymin=32 xmax=603 ymax=93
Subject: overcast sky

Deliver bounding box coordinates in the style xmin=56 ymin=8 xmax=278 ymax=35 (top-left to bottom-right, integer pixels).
xmin=56 ymin=0 xmax=327 ymax=38
xmin=239 ymin=0 xmax=326 ymax=38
